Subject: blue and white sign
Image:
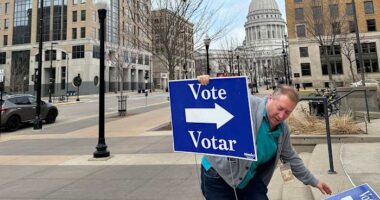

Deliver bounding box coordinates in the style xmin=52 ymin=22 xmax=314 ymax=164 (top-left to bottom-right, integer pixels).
xmin=325 ymin=184 xmax=380 ymax=200
xmin=169 ymin=77 xmax=256 ymax=160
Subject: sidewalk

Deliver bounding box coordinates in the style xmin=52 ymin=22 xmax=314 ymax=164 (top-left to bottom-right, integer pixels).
xmin=0 ymin=106 xmax=379 ymax=199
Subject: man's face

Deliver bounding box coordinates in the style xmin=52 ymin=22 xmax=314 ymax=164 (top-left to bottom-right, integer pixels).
xmin=266 ymin=95 xmax=297 ymax=127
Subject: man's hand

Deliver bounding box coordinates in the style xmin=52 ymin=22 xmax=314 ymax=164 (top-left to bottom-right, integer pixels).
xmin=315 ymin=180 xmax=332 ymax=195
xmin=197 ymin=75 xmax=210 ymax=85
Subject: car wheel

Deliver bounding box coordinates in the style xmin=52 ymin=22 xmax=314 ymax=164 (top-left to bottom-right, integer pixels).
xmin=45 ymin=110 xmax=57 ymax=124
xmin=5 ymin=115 xmax=20 ymax=131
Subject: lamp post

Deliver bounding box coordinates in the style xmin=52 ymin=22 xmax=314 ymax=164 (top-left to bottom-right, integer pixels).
xmin=34 ymin=0 xmax=44 ymax=130
xmin=236 ymin=51 xmax=240 ymax=76
xmin=204 ymin=34 xmax=211 ymax=75
xmin=228 ymin=50 xmax=234 ymax=75
xmin=94 ymin=0 xmax=110 ymax=158
xmin=282 ymin=40 xmax=288 ymax=85
xmin=64 ymin=52 xmax=69 ymax=102
xmin=49 ymin=42 xmax=58 ymax=103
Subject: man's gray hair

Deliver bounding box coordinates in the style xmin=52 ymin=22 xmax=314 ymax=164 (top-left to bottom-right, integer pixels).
xmin=272 ymin=85 xmax=299 ymax=103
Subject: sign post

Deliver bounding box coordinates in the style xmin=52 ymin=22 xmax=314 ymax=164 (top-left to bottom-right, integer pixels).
xmin=169 ymin=77 xmax=256 ymax=160
xmin=73 ymin=73 xmax=82 ymax=101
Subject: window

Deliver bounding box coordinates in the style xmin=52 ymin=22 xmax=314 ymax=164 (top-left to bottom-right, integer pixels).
xmin=81 ymin=10 xmax=86 ymax=21
xmin=61 ymin=66 xmax=66 ymax=89
xmin=301 ymin=63 xmax=311 ymax=76
xmin=355 ymin=43 xmax=377 ymax=54
xmin=45 ymin=50 xmax=57 ymax=61
xmin=72 ymin=45 xmax=85 ymax=59
xmin=294 ymin=0 xmax=302 ymax=3
xmin=349 ymin=21 xmax=356 ymax=33
xmin=296 ymin=25 xmax=306 ymax=37
xmin=5 ymin=2 xmax=9 ymax=14
xmin=364 ymin=1 xmax=374 ymax=14
xmin=73 ymin=0 xmax=78 ymax=5
xmin=4 ymin=19 xmax=9 ymax=29
xmin=0 ymin=52 xmax=6 ymax=64
xmin=295 ymin=8 xmax=304 ymax=21
xmin=329 ymin=4 xmax=339 ymax=19
xmin=320 ymin=45 xmax=341 ymax=55
xmin=357 ymin=59 xmax=379 ymax=73
xmin=332 ymin=22 xmax=341 ymax=34
xmin=294 ymin=73 xmax=300 ymax=78
xmin=312 ymin=6 xmax=322 ymax=20
xmin=72 ymin=28 xmax=77 ymax=39
xmin=92 ymin=45 xmax=100 ymax=59
xmin=300 ymin=47 xmax=309 ymax=57
xmin=62 ymin=52 xmax=67 ymax=60
xmin=3 ymin=35 xmax=8 ymax=46
xmin=346 ymin=3 xmax=353 ymax=16
xmin=73 ymin=11 xmax=77 ymax=22
xmin=322 ymin=62 xmax=343 ymax=75
xmin=314 ymin=23 xmax=323 ymax=35
xmin=367 ymin=19 xmax=376 ymax=31
xmin=145 ymin=55 xmax=150 ymax=65
xmin=80 ymin=27 xmax=86 ymax=38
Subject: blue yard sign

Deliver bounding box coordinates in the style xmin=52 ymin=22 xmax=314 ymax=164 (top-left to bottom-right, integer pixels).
xmin=169 ymin=77 xmax=256 ymax=160
xmin=325 ymin=183 xmax=380 ymax=200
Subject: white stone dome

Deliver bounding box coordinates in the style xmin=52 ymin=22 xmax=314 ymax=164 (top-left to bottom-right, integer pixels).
xmin=249 ymin=0 xmax=279 ymax=13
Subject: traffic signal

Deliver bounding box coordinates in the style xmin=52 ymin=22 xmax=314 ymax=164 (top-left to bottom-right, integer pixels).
xmin=144 ymin=71 xmax=149 ymax=80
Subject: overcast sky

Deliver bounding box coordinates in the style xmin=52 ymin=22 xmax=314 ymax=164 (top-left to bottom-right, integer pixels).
xmin=211 ymin=0 xmax=286 ymax=48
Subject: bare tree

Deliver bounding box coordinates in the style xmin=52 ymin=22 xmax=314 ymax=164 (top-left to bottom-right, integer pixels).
xmin=340 ymin=32 xmax=361 ymax=82
xmin=124 ymin=0 xmax=232 ymax=80
xmin=303 ymin=0 xmax=348 ymax=88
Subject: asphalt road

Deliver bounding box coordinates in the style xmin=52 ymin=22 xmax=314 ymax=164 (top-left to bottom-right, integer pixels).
xmin=2 ymin=92 xmax=169 ymax=135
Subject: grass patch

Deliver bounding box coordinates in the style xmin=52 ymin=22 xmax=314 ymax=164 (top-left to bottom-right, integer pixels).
xmin=288 ymin=103 xmax=364 ymax=135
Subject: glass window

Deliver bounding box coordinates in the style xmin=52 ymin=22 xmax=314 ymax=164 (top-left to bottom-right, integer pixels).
xmin=4 ymin=19 xmax=9 ymax=29
xmin=3 ymin=35 xmax=8 ymax=46
xmin=72 ymin=45 xmax=85 ymax=59
xmin=312 ymin=6 xmax=322 ymax=20
xmin=5 ymin=2 xmax=9 ymax=14
xmin=364 ymin=1 xmax=374 ymax=14
xmin=81 ymin=10 xmax=86 ymax=21
xmin=329 ymin=4 xmax=339 ymax=19
xmin=296 ymin=25 xmax=306 ymax=37
xmin=367 ymin=19 xmax=376 ymax=31
xmin=346 ymin=3 xmax=353 ymax=16
xmin=80 ymin=27 xmax=86 ymax=38
xmin=73 ymin=0 xmax=78 ymax=5
xmin=72 ymin=28 xmax=77 ymax=39
xmin=314 ymin=23 xmax=323 ymax=35
xmin=349 ymin=21 xmax=356 ymax=33
xmin=45 ymin=50 xmax=57 ymax=61
xmin=73 ymin=11 xmax=77 ymax=22
xmin=0 ymin=52 xmax=6 ymax=64
xmin=332 ymin=22 xmax=341 ymax=34
xmin=300 ymin=47 xmax=309 ymax=57
xmin=301 ymin=63 xmax=311 ymax=76
xmin=294 ymin=0 xmax=302 ymax=3
xmin=295 ymin=8 xmax=304 ymax=21
xmin=92 ymin=45 xmax=99 ymax=59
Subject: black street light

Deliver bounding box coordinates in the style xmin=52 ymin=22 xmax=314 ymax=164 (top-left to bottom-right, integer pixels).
xmin=282 ymin=40 xmax=288 ymax=85
xmin=94 ymin=0 xmax=110 ymax=158
xmin=236 ymin=51 xmax=240 ymax=76
xmin=49 ymin=42 xmax=58 ymax=103
xmin=204 ymin=34 xmax=211 ymax=75
xmin=34 ymin=0 xmax=44 ymax=130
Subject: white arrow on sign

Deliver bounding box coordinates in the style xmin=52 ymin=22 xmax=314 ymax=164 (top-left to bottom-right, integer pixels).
xmin=185 ymin=103 xmax=234 ymax=129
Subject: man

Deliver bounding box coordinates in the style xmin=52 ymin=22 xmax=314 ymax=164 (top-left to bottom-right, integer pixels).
xmin=198 ymin=75 xmax=331 ymax=200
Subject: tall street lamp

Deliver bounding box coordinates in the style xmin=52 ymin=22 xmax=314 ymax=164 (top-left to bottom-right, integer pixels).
xmin=282 ymin=40 xmax=288 ymax=85
xmin=49 ymin=42 xmax=58 ymax=103
xmin=236 ymin=51 xmax=240 ymax=76
xmin=204 ymin=34 xmax=211 ymax=75
xmin=34 ymin=0 xmax=44 ymax=130
xmin=94 ymin=0 xmax=110 ymax=158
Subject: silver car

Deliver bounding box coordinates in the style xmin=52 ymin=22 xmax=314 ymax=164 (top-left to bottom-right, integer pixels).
xmin=0 ymin=94 xmax=58 ymax=131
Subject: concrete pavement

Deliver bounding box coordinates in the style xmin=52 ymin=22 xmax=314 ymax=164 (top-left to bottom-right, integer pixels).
xmin=0 ymin=90 xmax=379 ymax=199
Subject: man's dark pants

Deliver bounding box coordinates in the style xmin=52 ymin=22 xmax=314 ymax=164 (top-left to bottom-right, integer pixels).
xmin=201 ymin=166 xmax=269 ymax=200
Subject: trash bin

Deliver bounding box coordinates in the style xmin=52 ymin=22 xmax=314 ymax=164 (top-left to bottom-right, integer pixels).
xmin=117 ymin=95 xmax=127 ymax=116
xmin=309 ymin=101 xmax=325 ymax=117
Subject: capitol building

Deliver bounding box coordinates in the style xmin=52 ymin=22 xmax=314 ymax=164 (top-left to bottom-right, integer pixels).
xmin=244 ymin=0 xmax=288 ymax=85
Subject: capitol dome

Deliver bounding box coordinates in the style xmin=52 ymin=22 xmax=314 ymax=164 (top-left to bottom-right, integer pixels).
xmin=249 ymin=0 xmax=280 ymax=13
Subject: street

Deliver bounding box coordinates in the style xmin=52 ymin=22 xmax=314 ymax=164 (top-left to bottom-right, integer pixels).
xmin=1 ymin=92 xmax=169 ymax=135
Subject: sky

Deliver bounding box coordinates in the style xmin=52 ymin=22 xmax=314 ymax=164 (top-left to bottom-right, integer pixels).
xmin=211 ymin=0 xmax=286 ymax=48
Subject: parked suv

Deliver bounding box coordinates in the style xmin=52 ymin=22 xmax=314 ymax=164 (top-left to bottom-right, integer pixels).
xmin=0 ymin=94 xmax=58 ymax=131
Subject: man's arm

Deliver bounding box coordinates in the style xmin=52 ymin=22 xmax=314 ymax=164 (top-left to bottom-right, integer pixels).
xmin=280 ymin=125 xmax=332 ymax=195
